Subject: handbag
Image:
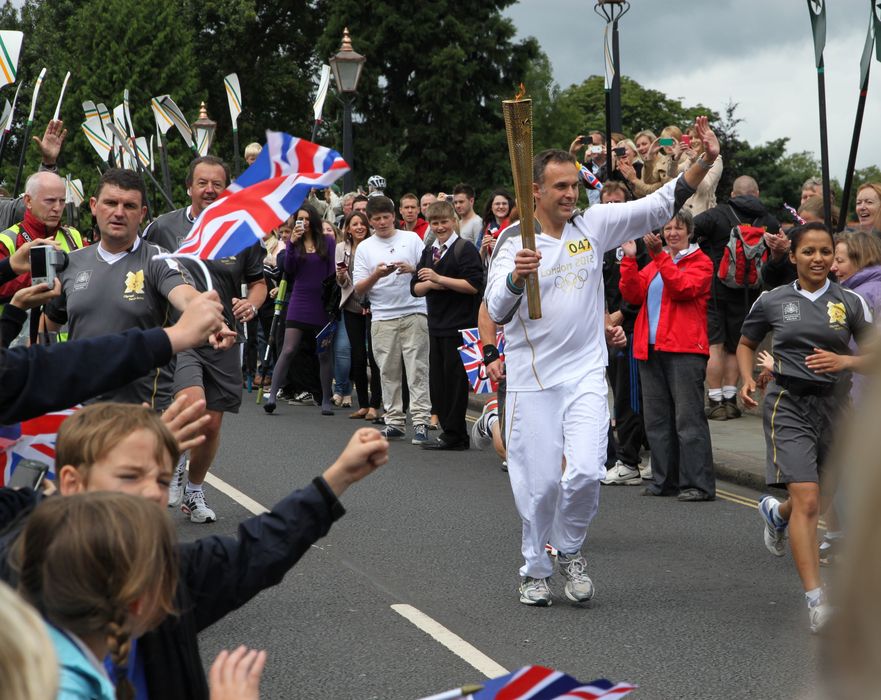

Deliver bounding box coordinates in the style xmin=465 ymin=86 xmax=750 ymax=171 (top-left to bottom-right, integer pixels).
xmin=321 ymin=273 xmax=342 ymax=320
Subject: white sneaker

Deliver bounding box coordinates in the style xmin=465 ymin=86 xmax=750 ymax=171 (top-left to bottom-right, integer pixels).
xmin=639 ymin=458 xmax=652 ymax=480
xmin=601 ymin=461 xmax=642 ymax=485
xmin=809 ymin=602 xmax=832 ymax=634
xmin=471 ymin=401 xmax=497 ymax=451
xmin=181 ymin=489 xmax=216 ymax=523
xmin=557 ymin=551 xmax=596 ymax=603
xmin=759 ymin=495 xmax=788 ymax=557
xmin=168 ymin=456 xmax=187 ymax=509
xmin=518 ymin=576 xmax=552 ymax=606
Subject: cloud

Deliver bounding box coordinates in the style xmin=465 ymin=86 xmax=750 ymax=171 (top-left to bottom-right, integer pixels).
xmin=504 ymin=0 xmax=878 ymax=180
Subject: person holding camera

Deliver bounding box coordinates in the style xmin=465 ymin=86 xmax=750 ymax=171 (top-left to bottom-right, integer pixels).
xmin=263 ymin=205 xmax=336 ymax=416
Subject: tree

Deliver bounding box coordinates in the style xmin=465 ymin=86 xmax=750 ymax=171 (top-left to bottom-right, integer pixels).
xmin=313 ymin=0 xmax=541 ymax=198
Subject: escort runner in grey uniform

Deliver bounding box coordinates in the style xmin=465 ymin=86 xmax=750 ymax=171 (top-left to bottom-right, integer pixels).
xmin=142 ymin=207 xmax=265 ymax=412
xmin=740 ymin=279 xmax=873 ymax=486
xmin=44 ymin=238 xmax=191 ymax=407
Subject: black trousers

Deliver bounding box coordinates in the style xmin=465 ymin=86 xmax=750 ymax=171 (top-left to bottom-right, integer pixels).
xmin=343 ymin=309 xmax=382 ymax=409
xmin=609 ymin=337 xmax=647 ymax=467
xmin=428 ymin=334 xmax=470 ymax=445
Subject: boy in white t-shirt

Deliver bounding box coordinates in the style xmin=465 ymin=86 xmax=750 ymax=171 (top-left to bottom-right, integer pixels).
xmin=353 ymin=196 xmax=431 ymax=444
xmin=486 ymin=117 xmax=720 ymax=607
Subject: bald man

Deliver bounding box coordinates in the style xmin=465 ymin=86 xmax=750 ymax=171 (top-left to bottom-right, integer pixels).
xmin=0 ymin=171 xmax=85 ymax=341
xmin=693 ymin=175 xmax=780 ymax=421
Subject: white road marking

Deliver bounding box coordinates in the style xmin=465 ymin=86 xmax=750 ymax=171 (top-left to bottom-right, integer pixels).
xmin=391 ymin=603 xmax=508 ymax=678
xmin=204 ymin=472 xmax=268 ymax=515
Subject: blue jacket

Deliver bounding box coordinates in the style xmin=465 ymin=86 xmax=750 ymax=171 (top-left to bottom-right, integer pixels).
xmin=47 ymin=624 xmax=116 ymax=700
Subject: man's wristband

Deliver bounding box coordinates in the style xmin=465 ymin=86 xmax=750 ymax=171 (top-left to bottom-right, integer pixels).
xmin=506 ymin=272 xmax=524 ymax=295
xmin=482 ymin=344 xmax=500 ymax=365
xmin=695 ymin=156 xmax=714 ymax=171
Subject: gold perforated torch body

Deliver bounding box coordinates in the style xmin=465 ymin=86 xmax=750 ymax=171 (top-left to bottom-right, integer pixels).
xmin=502 ymin=93 xmax=541 ymax=319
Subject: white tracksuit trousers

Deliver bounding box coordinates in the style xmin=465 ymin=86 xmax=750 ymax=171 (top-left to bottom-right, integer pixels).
xmin=505 ymin=368 xmax=608 ymax=578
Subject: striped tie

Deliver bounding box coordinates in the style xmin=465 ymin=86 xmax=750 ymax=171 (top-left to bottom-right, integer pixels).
xmin=433 ymin=243 xmax=445 ymax=264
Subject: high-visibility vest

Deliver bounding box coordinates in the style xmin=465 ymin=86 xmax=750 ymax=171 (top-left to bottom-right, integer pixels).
xmin=0 ymin=222 xmax=84 ymax=258
xmin=0 ymin=222 xmax=84 ymax=341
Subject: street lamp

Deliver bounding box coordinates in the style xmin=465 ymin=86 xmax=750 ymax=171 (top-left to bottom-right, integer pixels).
xmin=594 ymin=0 xmax=630 ymax=147
xmin=329 ymin=27 xmax=366 ymax=193
xmin=191 ymin=101 xmax=217 ymax=156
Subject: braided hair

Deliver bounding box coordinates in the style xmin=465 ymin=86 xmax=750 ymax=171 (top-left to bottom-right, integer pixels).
xmin=17 ymin=493 xmax=178 ymax=699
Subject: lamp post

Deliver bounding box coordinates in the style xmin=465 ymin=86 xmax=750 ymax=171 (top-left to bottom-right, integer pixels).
xmin=594 ymin=0 xmax=630 ymax=149
xmin=191 ymin=101 xmax=217 ymax=156
xmin=329 ymin=27 xmax=366 ymax=193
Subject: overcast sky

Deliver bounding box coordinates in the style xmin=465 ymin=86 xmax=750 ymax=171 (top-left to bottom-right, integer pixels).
xmin=503 ymin=0 xmax=879 ymax=182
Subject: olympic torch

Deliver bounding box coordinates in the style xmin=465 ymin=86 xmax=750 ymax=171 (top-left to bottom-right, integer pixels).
xmin=502 ymin=85 xmax=541 ymax=319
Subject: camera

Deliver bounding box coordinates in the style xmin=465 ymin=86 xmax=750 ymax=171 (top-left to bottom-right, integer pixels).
xmin=589 ymin=145 xmax=604 ymax=154
xmin=29 ymin=245 xmax=68 ymax=287
xmin=612 ymin=146 xmax=626 ymax=157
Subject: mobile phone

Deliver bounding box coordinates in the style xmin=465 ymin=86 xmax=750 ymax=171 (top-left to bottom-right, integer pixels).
xmin=589 ymin=145 xmax=603 ymax=154
xmin=658 ymin=137 xmax=676 ymax=147
xmin=680 ymin=135 xmax=692 ymax=147
xmin=7 ymin=459 xmax=49 ymax=490
xmin=445 ymin=195 xmax=454 ymax=203
xmin=612 ymin=146 xmax=626 ymax=157
xmin=336 ymin=262 xmax=348 ymax=269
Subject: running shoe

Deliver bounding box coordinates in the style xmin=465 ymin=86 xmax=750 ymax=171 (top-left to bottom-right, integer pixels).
xmin=809 ymin=601 xmax=832 ymax=634
xmin=556 ymin=551 xmax=596 ymax=603
xmin=819 ymin=536 xmax=842 ymax=567
xmin=181 ymin=489 xmax=216 ymax=524
xmin=601 ymin=461 xmax=642 ymax=485
xmin=287 ymin=391 xmax=315 ymax=405
xmin=411 ymin=424 xmax=429 ymax=445
xmin=759 ymin=495 xmax=788 ymax=557
xmin=518 ymin=576 xmax=552 ymax=606
xmin=168 ymin=457 xmax=187 ymax=509
xmin=639 ymin=458 xmax=652 ymax=480
xmin=471 ymin=401 xmax=497 ymax=451
xmin=380 ymin=425 xmax=405 ymax=440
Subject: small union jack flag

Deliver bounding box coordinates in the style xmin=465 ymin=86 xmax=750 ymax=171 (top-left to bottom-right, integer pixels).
xmin=471 ymin=665 xmax=636 ymax=700
xmin=0 ymin=407 xmax=79 ymax=486
xmin=458 ymin=327 xmax=506 ymax=394
xmin=576 ymin=161 xmax=603 ymax=191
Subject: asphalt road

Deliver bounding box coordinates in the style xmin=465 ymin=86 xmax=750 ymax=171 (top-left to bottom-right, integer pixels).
xmin=176 ymin=395 xmax=818 ymax=700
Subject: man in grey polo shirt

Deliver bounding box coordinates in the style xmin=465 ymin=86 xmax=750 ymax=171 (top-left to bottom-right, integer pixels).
xmin=44 ymin=169 xmax=218 ymax=406
xmin=143 ymin=155 xmax=266 ymax=523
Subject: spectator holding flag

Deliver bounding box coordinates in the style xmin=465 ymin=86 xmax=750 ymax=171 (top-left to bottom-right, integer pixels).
xmin=263 ymin=205 xmax=336 ymax=415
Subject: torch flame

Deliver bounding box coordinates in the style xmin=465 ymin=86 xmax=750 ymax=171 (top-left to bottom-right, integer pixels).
xmin=514 ymin=83 xmax=526 ymax=100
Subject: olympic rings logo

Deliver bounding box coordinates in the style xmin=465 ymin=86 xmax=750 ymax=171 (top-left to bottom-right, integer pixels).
xmin=554 ymin=269 xmax=589 ymax=290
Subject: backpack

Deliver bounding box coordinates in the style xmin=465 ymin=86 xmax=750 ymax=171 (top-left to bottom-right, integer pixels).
xmin=716 ymin=205 xmax=768 ymax=290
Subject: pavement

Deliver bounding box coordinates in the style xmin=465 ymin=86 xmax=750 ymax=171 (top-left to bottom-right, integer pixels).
xmin=468 ymin=393 xmax=770 ymax=492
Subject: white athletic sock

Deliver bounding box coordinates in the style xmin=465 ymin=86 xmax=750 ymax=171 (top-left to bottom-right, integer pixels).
xmin=722 ymin=385 xmax=737 ymax=399
xmin=708 ymin=388 xmax=723 ymax=401
xmin=185 ymin=482 xmax=203 ymax=494
xmin=805 ymin=587 xmax=824 ymax=608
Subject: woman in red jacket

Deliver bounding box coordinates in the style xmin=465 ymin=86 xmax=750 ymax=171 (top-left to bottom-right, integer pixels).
xmin=619 ymin=209 xmax=715 ymax=501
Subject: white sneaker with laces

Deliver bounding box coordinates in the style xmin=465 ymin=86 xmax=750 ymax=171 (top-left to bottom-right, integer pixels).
xmin=181 ymin=489 xmax=216 ymax=523
xmin=168 ymin=457 xmax=187 ymax=509
xmin=518 ymin=576 xmax=552 ymax=606
xmin=557 ymin=551 xmax=596 ymax=603
xmin=639 ymin=458 xmax=652 ymax=480
xmin=759 ymin=495 xmax=788 ymax=557
xmin=601 ymin=461 xmax=642 ymax=485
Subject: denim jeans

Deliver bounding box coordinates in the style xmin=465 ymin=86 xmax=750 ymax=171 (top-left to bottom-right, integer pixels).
xmin=638 ymin=349 xmax=715 ymax=497
xmin=333 ymin=318 xmax=352 ymax=396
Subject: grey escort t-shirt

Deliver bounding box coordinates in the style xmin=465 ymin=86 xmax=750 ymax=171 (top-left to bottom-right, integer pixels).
xmin=44 ymin=238 xmax=190 ymax=407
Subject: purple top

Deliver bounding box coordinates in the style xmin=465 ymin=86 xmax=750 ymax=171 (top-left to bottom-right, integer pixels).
xmin=284 ymin=235 xmax=336 ymax=327
xmin=842 ymin=264 xmax=881 ymax=401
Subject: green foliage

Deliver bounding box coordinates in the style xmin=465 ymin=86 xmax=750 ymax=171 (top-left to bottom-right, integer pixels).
xmin=313 ymin=0 xmax=540 ymax=199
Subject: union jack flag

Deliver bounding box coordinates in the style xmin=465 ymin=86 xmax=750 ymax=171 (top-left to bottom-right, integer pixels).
xmin=576 ymin=161 xmax=603 ymax=191
xmin=472 ymin=665 xmax=636 ymax=699
xmin=227 ymin=131 xmax=348 ymax=194
xmin=174 ymin=131 xmax=348 ymax=260
xmin=458 ymin=327 xmax=506 ymax=394
xmin=0 ymin=407 xmax=79 ymax=486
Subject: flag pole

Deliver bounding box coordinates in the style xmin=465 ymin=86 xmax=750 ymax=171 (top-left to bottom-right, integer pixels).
xmin=816 ymin=56 xmax=832 ymax=232
xmin=13 ymin=67 xmax=46 ymax=195
xmin=839 ymin=14 xmax=875 ymax=230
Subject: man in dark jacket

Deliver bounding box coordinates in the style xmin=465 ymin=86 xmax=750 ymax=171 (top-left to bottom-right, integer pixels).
xmin=693 ymin=175 xmax=780 ymax=420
